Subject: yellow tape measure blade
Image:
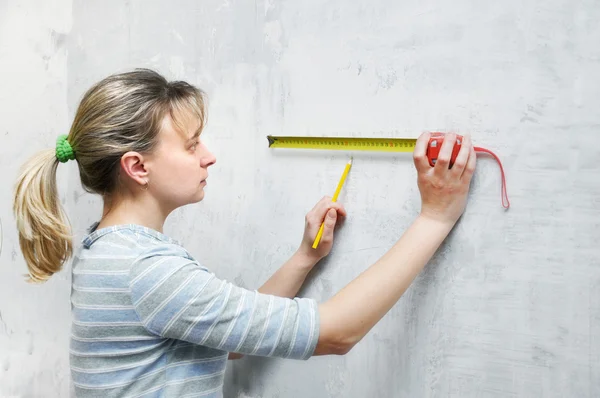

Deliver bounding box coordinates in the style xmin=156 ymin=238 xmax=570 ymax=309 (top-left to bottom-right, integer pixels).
xmin=266 ymin=135 xmax=417 ymax=152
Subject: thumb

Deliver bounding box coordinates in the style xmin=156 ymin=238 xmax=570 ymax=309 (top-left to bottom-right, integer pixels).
xmin=323 ymin=209 xmax=337 ymax=238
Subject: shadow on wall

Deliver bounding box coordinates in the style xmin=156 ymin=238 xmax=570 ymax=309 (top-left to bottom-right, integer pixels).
xmin=223 ymin=355 xmax=278 ymax=397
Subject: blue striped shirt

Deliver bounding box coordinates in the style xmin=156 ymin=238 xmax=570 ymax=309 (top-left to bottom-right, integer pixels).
xmin=70 ymin=223 xmax=320 ymax=397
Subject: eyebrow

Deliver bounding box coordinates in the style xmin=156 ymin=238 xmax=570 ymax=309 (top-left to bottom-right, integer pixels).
xmin=186 ymin=129 xmax=202 ymax=143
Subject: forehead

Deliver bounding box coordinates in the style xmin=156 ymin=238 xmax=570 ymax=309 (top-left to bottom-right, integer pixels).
xmin=160 ymin=108 xmax=202 ymax=142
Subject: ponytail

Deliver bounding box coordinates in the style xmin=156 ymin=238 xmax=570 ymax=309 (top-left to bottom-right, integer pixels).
xmin=13 ymin=149 xmax=72 ymax=283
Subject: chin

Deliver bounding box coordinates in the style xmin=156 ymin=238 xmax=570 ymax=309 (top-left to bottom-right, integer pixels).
xmin=193 ymin=189 xmax=205 ymax=202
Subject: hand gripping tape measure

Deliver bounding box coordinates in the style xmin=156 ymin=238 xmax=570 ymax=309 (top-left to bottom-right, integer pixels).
xmin=267 ymin=132 xmax=510 ymax=209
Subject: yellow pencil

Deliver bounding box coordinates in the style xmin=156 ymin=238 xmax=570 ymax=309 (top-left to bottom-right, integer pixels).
xmin=312 ymin=157 xmax=353 ymax=249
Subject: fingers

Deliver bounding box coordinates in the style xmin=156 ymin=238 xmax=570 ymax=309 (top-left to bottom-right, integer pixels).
xmin=461 ymin=141 xmax=477 ymax=181
xmin=451 ymin=134 xmax=472 ymax=178
xmin=306 ymin=196 xmax=347 ymax=226
xmin=413 ymin=132 xmax=431 ymax=173
xmin=434 ymin=133 xmax=457 ymax=175
xmin=306 ymin=196 xmax=330 ymax=222
xmin=320 ymin=208 xmax=338 ymax=244
xmin=328 ymin=202 xmax=347 ymax=217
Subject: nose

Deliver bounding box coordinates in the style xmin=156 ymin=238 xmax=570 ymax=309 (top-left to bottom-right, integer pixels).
xmin=200 ymin=143 xmax=216 ymax=168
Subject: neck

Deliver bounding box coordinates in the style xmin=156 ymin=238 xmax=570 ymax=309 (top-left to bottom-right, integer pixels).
xmin=97 ymin=193 xmax=170 ymax=233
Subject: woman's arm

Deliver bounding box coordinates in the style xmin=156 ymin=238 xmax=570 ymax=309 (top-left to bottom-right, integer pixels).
xmin=314 ymin=214 xmax=452 ymax=354
xmin=314 ymin=132 xmax=477 ymax=355
xmin=257 ymin=198 xmax=346 ymax=298
xmin=229 ymin=201 xmax=345 ymax=360
xmin=256 ymin=252 xmax=316 ymax=298
xmin=228 ymin=253 xmax=316 ymax=360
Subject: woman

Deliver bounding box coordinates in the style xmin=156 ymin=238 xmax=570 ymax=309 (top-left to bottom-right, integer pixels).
xmin=13 ymin=69 xmax=476 ymax=397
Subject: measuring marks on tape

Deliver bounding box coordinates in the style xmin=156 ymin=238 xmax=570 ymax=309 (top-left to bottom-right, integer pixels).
xmin=266 ymin=135 xmax=417 ymax=152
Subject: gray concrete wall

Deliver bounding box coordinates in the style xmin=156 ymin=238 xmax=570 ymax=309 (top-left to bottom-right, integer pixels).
xmin=2 ymin=0 xmax=600 ymax=396
xmin=0 ymin=0 xmax=73 ymax=396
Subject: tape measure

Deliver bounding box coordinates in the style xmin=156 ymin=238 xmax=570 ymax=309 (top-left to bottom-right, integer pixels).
xmin=267 ymin=133 xmax=510 ymax=208
xmin=268 ymin=133 xmax=455 ymax=166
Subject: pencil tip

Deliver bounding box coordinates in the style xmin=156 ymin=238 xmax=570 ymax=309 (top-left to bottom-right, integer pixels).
xmin=349 ymin=157 xmax=353 ymax=165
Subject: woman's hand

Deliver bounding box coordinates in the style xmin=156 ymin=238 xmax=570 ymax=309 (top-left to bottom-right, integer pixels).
xmin=296 ymin=196 xmax=347 ymax=264
xmin=413 ymin=132 xmax=477 ymax=227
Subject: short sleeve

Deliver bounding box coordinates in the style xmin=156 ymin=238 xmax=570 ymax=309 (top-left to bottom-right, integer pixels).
xmin=128 ymin=245 xmax=320 ymax=360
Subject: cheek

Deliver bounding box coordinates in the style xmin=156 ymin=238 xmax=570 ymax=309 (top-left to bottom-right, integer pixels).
xmin=173 ymin=155 xmax=196 ymax=171
xmin=156 ymin=158 xmax=194 ymax=187
xmin=179 ymin=157 xmax=201 ymax=184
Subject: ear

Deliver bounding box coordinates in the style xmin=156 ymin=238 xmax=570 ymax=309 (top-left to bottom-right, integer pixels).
xmin=120 ymin=151 xmax=148 ymax=186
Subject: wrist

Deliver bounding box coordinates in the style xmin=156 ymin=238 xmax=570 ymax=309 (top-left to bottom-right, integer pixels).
xmin=415 ymin=213 xmax=456 ymax=235
xmin=417 ymin=210 xmax=457 ymax=230
xmin=293 ymin=248 xmax=320 ymax=270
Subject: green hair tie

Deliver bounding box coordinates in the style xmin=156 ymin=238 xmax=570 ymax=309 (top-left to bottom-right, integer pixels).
xmin=55 ymin=134 xmax=75 ymax=163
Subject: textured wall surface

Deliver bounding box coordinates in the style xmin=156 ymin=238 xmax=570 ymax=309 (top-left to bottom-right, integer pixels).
xmin=0 ymin=0 xmax=74 ymax=396
xmin=2 ymin=0 xmax=600 ymax=396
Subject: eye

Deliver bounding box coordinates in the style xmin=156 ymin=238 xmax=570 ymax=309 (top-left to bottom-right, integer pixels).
xmin=190 ymin=139 xmax=200 ymax=151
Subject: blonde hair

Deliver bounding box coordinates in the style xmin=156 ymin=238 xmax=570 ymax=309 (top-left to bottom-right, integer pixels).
xmin=13 ymin=69 xmax=207 ymax=283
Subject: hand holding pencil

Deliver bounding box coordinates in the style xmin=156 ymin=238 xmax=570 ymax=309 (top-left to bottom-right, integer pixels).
xmin=296 ymin=158 xmax=352 ymax=263
xmin=312 ymin=158 xmax=352 ymax=248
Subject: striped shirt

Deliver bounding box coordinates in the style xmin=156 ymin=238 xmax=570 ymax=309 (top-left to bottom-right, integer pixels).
xmin=70 ymin=223 xmax=320 ymax=397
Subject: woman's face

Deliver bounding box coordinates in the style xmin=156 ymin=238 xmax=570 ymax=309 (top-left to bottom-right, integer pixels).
xmin=145 ymin=111 xmax=216 ymax=212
